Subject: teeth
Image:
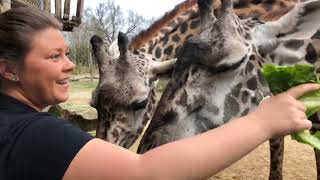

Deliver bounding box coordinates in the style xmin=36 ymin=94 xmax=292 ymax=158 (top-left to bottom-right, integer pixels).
xmin=57 ymin=79 xmax=69 ymax=85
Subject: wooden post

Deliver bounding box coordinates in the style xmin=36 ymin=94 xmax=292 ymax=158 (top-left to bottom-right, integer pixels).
xmin=55 ymin=0 xmax=61 ymax=19
xmin=63 ymin=0 xmax=71 ymax=20
xmin=76 ymin=0 xmax=84 ymax=23
xmin=43 ymin=0 xmax=50 ymax=12
xmin=89 ymin=49 xmax=93 ymax=87
xmin=0 ymin=0 xmax=11 ymax=13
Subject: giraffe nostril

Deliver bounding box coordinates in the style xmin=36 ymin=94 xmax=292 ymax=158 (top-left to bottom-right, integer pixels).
xmin=130 ymin=98 xmax=148 ymax=111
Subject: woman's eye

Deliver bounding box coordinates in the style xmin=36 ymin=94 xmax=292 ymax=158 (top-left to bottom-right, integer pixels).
xmin=50 ymin=54 xmax=61 ymax=61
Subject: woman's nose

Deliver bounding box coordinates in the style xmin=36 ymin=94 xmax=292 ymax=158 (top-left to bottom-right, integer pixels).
xmin=64 ymin=56 xmax=76 ymax=71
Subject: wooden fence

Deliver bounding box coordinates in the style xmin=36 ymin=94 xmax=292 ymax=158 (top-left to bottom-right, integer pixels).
xmin=0 ymin=0 xmax=84 ymax=31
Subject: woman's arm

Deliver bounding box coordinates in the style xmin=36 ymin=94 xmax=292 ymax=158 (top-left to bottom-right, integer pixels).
xmin=63 ymin=84 xmax=318 ymax=180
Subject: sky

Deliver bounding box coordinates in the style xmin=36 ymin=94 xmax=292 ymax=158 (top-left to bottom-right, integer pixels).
xmin=83 ymin=0 xmax=185 ymax=19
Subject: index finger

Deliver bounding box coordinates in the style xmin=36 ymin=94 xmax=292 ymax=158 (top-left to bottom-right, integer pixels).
xmin=285 ymin=83 xmax=320 ymax=98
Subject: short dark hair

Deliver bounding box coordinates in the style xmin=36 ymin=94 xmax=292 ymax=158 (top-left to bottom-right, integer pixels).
xmin=0 ymin=7 xmax=62 ymax=63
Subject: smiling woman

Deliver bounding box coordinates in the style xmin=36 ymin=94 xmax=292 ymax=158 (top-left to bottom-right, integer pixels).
xmin=0 ymin=7 xmax=92 ymax=180
xmin=0 ymin=9 xmax=75 ymax=110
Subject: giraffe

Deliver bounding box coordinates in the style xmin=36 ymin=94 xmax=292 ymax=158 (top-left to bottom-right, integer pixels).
xmin=91 ymin=0 xmax=303 ymax=149
xmin=137 ymin=0 xmax=320 ymax=180
xmin=129 ymin=0 xmax=299 ymax=61
xmin=89 ymin=32 xmax=176 ymax=148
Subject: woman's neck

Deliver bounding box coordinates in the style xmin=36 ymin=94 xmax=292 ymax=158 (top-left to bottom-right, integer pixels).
xmin=1 ymin=88 xmax=43 ymax=112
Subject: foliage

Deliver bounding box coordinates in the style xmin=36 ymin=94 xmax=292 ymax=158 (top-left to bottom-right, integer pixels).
xmin=262 ymin=64 xmax=320 ymax=150
xmin=84 ymin=1 xmax=151 ymax=44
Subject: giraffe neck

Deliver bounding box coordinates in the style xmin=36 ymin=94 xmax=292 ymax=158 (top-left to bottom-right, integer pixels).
xmin=129 ymin=0 xmax=297 ymax=61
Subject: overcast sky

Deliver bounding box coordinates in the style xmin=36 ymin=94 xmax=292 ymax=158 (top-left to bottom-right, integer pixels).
xmin=83 ymin=0 xmax=185 ymax=19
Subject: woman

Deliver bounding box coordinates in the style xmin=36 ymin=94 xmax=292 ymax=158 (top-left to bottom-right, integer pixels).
xmin=0 ymin=7 xmax=317 ymax=180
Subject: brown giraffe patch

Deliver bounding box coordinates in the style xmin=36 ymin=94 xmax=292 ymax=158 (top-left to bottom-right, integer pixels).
xmin=190 ymin=19 xmax=201 ymax=29
xmin=162 ymin=34 xmax=169 ymax=46
xmin=241 ymin=90 xmax=250 ymax=104
xmin=164 ymin=45 xmax=174 ymax=55
xmin=305 ymin=43 xmax=317 ymax=64
xmin=195 ymin=115 xmax=217 ymax=133
xmin=245 ymin=61 xmax=254 ymax=74
xmin=223 ymin=95 xmax=240 ymax=122
xmin=172 ymin=34 xmax=181 ymax=42
xmin=247 ymin=77 xmax=258 ymax=90
xmin=180 ymin=22 xmax=188 ymax=34
xmin=155 ymin=46 xmax=162 ymax=58
xmin=283 ymin=39 xmax=304 ymax=50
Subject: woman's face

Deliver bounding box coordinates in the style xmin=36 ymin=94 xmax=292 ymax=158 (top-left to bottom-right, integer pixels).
xmin=17 ymin=27 xmax=75 ymax=110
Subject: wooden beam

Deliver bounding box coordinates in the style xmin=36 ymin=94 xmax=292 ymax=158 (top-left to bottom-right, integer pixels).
xmin=63 ymin=0 xmax=71 ymax=20
xmin=55 ymin=0 xmax=61 ymax=19
xmin=43 ymin=0 xmax=51 ymax=12
xmin=76 ymin=0 xmax=84 ymax=23
xmin=0 ymin=0 xmax=11 ymax=13
xmin=11 ymin=0 xmax=42 ymax=8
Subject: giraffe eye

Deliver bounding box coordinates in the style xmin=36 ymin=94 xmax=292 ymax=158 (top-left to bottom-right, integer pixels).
xmin=130 ymin=98 xmax=148 ymax=111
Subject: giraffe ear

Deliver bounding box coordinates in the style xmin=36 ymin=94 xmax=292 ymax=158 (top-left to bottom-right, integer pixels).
xmin=150 ymin=58 xmax=177 ymax=75
xmin=90 ymin=35 xmax=104 ymax=53
xmin=118 ymin=31 xmax=129 ymax=58
xmin=90 ymin=35 xmax=110 ymax=64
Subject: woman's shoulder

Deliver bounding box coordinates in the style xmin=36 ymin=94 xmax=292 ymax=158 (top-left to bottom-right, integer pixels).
xmin=4 ymin=113 xmax=94 ymax=180
xmin=7 ymin=111 xmax=65 ymax=131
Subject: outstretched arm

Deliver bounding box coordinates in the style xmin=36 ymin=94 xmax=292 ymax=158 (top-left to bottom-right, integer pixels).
xmin=63 ymin=84 xmax=319 ymax=180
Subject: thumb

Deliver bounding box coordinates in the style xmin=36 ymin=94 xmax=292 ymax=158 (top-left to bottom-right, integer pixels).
xmin=299 ymin=119 xmax=312 ymax=130
xmin=285 ymin=84 xmax=320 ymax=98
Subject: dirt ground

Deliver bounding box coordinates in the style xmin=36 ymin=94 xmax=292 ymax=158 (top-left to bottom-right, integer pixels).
xmin=212 ymin=136 xmax=317 ymax=180
xmin=69 ymin=79 xmax=318 ymax=180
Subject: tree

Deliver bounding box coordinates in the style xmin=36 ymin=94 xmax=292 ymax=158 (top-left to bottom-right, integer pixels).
xmin=64 ymin=0 xmax=152 ymax=73
xmin=85 ymin=0 xmax=150 ymax=45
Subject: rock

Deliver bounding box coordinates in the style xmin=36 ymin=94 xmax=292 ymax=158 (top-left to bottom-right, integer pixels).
xmin=48 ymin=104 xmax=98 ymax=132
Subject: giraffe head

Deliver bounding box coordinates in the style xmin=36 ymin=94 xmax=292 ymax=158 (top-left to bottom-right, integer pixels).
xmin=90 ymin=32 xmax=176 ymax=148
xmin=137 ymin=0 xmax=261 ymax=152
xmin=137 ymin=0 xmax=320 ymax=153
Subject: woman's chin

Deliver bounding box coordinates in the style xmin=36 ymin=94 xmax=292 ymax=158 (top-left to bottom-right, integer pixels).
xmin=55 ymin=93 xmax=69 ymax=104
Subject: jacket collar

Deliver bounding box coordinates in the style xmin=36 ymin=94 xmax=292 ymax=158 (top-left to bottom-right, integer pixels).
xmin=0 ymin=93 xmax=38 ymax=113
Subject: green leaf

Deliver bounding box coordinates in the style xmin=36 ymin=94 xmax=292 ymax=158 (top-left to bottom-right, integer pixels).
xmin=291 ymin=130 xmax=320 ymax=150
xmin=262 ymin=64 xmax=320 ymax=150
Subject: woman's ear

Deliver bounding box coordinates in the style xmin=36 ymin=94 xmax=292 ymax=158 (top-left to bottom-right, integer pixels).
xmin=0 ymin=59 xmax=19 ymax=81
